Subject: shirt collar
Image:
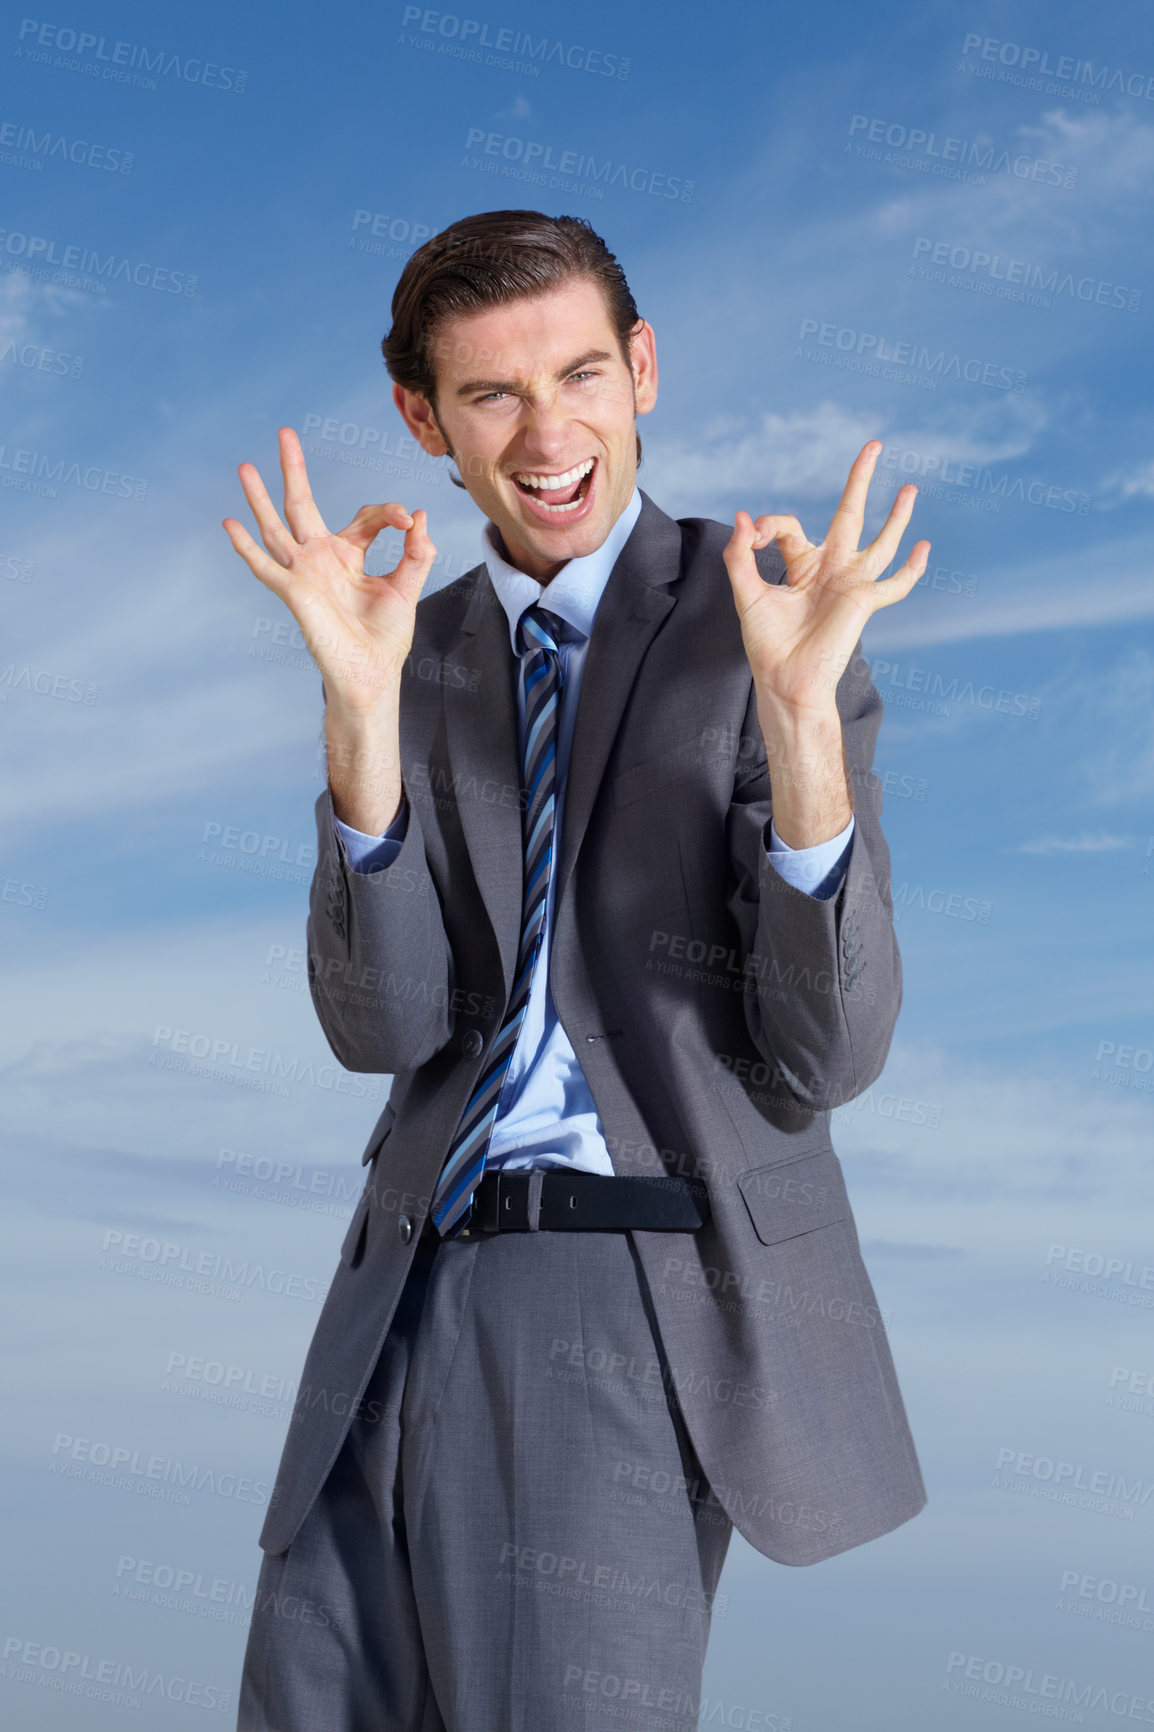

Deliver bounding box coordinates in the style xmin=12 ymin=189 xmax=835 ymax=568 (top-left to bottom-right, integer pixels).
xmin=480 ymin=486 xmax=643 ymax=654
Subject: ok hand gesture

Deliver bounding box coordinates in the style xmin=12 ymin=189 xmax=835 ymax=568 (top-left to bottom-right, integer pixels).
xmin=222 ymin=427 xmax=438 ymax=716
xmin=722 ymin=441 xmax=930 ymax=720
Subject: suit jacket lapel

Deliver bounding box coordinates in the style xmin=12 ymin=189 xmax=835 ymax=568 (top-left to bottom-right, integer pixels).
xmin=440 ymin=489 xmax=684 ymax=1001
xmin=553 ymin=491 xmax=683 ymax=912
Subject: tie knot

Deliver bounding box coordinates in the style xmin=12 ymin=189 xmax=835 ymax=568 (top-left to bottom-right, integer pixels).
xmin=517 ymin=603 xmax=565 ymax=658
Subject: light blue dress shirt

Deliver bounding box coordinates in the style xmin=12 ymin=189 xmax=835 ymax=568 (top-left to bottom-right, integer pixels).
xmin=331 ymin=487 xmax=855 ymax=1173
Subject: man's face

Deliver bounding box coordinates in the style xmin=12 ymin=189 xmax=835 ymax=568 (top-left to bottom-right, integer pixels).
xmin=394 ymin=277 xmax=658 ymax=582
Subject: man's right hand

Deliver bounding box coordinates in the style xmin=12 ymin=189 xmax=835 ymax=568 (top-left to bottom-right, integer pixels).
xmin=223 ymin=426 xmax=438 ymax=832
xmin=222 ymin=425 xmax=437 ymax=715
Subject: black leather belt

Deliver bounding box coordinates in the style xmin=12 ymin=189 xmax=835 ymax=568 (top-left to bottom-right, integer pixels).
xmin=447 ymin=1171 xmax=709 ymax=1235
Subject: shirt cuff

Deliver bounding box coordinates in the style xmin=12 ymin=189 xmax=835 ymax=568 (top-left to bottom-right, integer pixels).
xmin=333 ymin=794 xmax=410 ymax=874
xmin=766 ymin=813 xmax=855 ymax=901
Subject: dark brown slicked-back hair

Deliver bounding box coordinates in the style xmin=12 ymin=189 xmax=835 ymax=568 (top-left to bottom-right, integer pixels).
xmin=381 ymin=210 xmax=645 ymax=482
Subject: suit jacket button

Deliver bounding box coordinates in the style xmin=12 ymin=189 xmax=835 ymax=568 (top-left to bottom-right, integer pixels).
xmin=398 ymin=1214 xmax=413 ymax=1243
xmin=461 ymin=1028 xmax=484 ymax=1057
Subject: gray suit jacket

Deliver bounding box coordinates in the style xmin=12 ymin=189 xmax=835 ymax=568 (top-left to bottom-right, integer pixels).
xmin=258 ymin=488 xmax=926 ymax=1563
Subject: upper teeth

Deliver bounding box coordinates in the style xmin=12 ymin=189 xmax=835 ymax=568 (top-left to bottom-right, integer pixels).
xmin=513 ymin=458 xmax=595 ymax=491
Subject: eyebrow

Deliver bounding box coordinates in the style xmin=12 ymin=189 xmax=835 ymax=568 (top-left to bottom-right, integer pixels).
xmin=453 ymin=349 xmax=617 ymax=398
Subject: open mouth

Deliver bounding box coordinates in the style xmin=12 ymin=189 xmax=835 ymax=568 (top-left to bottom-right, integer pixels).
xmin=511 ymin=456 xmax=596 ymax=514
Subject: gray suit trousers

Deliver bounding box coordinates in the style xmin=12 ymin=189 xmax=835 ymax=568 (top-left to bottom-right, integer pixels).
xmin=238 ymin=1225 xmax=733 ymax=1731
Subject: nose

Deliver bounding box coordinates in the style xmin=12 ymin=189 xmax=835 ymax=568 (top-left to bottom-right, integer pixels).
xmin=515 ymin=390 xmax=573 ymax=465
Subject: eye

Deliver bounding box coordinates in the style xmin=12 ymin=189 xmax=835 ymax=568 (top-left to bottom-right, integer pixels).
xmin=476 ymin=391 xmax=508 ymax=404
xmin=568 ymin=370 xmax=600 ymax=384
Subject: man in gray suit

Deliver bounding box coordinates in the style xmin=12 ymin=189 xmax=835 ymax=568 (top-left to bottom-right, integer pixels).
xmin=223 ymin=209 xmax=929 ymax=1730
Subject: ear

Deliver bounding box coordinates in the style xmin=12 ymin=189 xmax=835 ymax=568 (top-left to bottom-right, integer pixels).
xmin=393 ymin=383 xmax=449 ymax=457
xmin=629 ymin=319 xmax=658 ymax=417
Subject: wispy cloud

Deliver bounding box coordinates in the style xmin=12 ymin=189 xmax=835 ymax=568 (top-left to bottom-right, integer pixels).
xmin=1099 ymin=457 xmax=1154 ymax=503
xmin=0 ymin=269 xmax=34 ymax=344
xmin=1057 ymin=646 xmax=1154 ymax=806
xmin=863 ymin=532 xmax=1154 ymax=648
xmin=643 ymin=395 xmax=1046 ymax=518
xmin=1011 ymin=832 xmax=1135 ymax=854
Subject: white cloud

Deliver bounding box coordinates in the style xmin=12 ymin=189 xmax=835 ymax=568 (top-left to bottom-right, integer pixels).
xmin=642 ymin=395 xmax=1046 ymax=521
xmin=863 ymin=531 xmax=1154 ymax=648
xmin=0 ymin=262 xmax=95 ymax=343
xmin=0 ymin=268 xmax=35 ymax=343
xmin=1099 ymin=457 xmax=1154 ymax=503
xmin=0 ymin=912 xmax=388 ymax=1173
xmin=835 ymin=1037 xmax=1154 ymax=1215
xmin=1078 ymin=646 xmax=1154 ymax=805
xmin=1011 ymin=833 xmax=1135 ymax=854
xmin=642 ymin=401 xmax=878 ymax=505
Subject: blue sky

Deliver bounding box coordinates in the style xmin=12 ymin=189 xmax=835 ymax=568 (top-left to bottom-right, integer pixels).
xmin=2 ymin=0 xmax=1153 ymax=1725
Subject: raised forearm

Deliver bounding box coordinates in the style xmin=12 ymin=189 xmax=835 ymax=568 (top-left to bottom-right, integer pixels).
xmin=324 ymin=681 xmax=405 ymax=835
xmin=754 ymin=688 xmax=853 ymax=849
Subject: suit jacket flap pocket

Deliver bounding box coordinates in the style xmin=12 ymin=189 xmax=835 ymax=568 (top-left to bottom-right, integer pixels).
xmin=738 ymin=1149 xmax=850 ymax=1246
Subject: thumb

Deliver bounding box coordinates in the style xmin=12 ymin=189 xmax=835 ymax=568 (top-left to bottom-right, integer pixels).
xmin=722 ymin=511 xmax=765 ymax=613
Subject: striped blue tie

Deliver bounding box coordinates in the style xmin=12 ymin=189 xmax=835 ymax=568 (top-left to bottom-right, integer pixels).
xmin=430 ymin=603 xmax=565 ymax=1237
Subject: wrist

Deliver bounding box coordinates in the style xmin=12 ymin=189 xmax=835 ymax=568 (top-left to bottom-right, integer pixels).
xmin=324 ymin=679 xmax=401 ymax=738
xmin=754 ymin=687 xmax=842 ymax=754
xmin=328 ymin=759 xmax=405 ymax=833
xmin=324 ymin=672 xmax=403 ymax=724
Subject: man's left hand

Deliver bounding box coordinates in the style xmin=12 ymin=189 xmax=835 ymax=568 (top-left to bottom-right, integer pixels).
xmin=722 ymin=440 xmax=930 ymax=722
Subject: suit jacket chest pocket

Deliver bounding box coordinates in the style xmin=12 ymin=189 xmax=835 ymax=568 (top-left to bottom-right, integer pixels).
xmin=612 ymin=732 xmax=706 ymax=809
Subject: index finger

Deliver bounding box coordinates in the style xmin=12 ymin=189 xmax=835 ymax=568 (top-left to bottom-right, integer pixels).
xmin=824 ymin=440 xmax=882 ymax=556
xmin=278 ymin=427 xmax=329 ymax=544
